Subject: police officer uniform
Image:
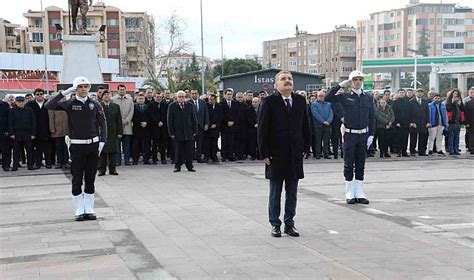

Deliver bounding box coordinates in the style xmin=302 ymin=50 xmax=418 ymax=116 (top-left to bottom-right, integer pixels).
xmin=325 ymin=71 xmax=375 ymax=204
xmin=45 ymin=76 xmax=106 ymax=221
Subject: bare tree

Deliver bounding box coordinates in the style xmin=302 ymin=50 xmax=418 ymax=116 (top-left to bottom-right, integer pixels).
xmin=134 ymin=15 xmax=156 ymax=78
xmin=156 ymin=12 xmax=190 ymax=79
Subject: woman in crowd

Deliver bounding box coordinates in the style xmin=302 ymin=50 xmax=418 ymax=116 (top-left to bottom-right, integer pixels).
xmin=375 ymin=99 xmax=395 ymax=158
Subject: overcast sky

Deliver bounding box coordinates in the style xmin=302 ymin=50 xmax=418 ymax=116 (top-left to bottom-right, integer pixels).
xmin=1 ymin=0 xmax=472 ymax=59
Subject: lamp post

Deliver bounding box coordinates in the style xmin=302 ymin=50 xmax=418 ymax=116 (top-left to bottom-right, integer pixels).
xmin=408 ymin=48 xmax=422 ymax=91
xmin=40 ymin=0 xmax=49 ymax=94
xmin=220 ymin=36 xmax=224 ymax=78
xmin=200 ymin=0 xmax=205 ymax=96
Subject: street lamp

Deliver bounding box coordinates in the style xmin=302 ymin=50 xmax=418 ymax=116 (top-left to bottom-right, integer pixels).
xmin=200 ymin=0 xmax=205 ymax=96
xmin=408 ymin=48 xmax=422 ymax=91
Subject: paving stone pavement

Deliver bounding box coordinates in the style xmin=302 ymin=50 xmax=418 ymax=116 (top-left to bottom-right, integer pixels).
xmin=0 ymin=153 xmax=473 ymax=279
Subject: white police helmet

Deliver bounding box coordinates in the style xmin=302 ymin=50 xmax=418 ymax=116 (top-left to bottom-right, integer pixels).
xmin=72 ymin=76 xmax=91 ymax=89
xmin=349 ymin=70 xmax=364 ymax=80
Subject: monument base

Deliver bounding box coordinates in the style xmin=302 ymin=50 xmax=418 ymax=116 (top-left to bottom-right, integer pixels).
xmin=58 ymin=34 xmax=105 ymax=92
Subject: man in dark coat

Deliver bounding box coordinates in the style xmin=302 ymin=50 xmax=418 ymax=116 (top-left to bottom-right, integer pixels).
xmin=464 ymin=90 xmax=474 ymax=155
xmin=190 ymin=89 xmax=209 ymax=163
xmin=98 ymin=90 xmax=122 ymax=176
xmin=9 ymin=96 xmax=36 ymax=171
xmin=204 ymin=93 xmax=222 ymax=163
xmin=246 ymin=97 xmax=260 ymax=160
xmin=132 ymin=94 xmax=151 ymax=165
xmin=392 ymin=89 xmax=411 ymax=157
xmin=27 ymin=88 xmax=52 ymax=168
xmin=147 ymin=92 xmax=165 ymax=164
xmin=0 ymin=99 xmax=11 ymax=171
xmin=220 ymin=88 xmax=239 ymax=161
xmin=235 ymin=92 xmax=249 ymax=160
xmin=331 ymin=92 xmax=345 ymax=159
xmin=160 ymin=90 xmax=174 ymax=164
xmin=258 ymin=70 xmax=311 ymax=238
xmin=409 ymin=89 xmax=430 ymax=156
xmin=168 ymin=90 xmax=198 ymax=172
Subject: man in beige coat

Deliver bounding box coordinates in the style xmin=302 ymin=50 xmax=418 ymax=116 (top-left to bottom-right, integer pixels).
xmin=48 ymin=93 xmax=70 ymax=169
xmin=112 ymin=84 xmax=134 ymax=165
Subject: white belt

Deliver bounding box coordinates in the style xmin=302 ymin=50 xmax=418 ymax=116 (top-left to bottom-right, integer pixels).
xmin=345 ymin=128 xmax=368 ymax=134
xmin=70 ymin=136 xmax=99 ymax=144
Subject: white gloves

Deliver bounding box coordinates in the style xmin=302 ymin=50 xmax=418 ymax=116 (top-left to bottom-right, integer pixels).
xmin=367 ymin=136 xmax=374 ymax=150
xmin=98 ymin=142 xmax=105 ymax=155
xmin=62 ymin=86 xmax=76 ymax=97
xmin=339 ymin=80 xmax=350 ymax=88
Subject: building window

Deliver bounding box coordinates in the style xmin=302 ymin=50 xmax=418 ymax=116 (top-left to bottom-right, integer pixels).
xmin=33 ymin=18 xmax=42 ymax=28
xmin=271 ymin=53 xmax=277 ymax=59
xmin=106 ymin=19 xmax=118 ymax=26
xmin=309 ymin=59 xmax=319 ymax=65
xmin=288 ymin=60 xmax=297 ymax=67
xmin=50 ymin=48 xmax=62 ymax=55
xmin=48 ymin=18 xmax=61 ymax=26
xmin=308 ymin=39 xmax=318 ymax=46
xmin=443 ymin=31 xmax=455 ymax=37
xmin=288 ymin=42 xmax=297 ymax=48
xmin=108 ymin=33 xmax=119 ymax=41
xmin=289 ymin=51 xmax=296 ymax=57
xmin=125 ymin=17 xmax=142 ymax=28
xmin=456 ymin=32 xmax=466 ymax=37
xmin=33 ymin=47 xmax=43 ymax=54
xmin=108 ymin=48 xmax=120 ymax=56
xmin=49 ymin=33 xmax=61 ymax=41
xmin=443 ymin=43 xmax=464 ymax=49
xmin=126 ymin=32 xmax=140 ymax=42
xmin=31 ymin=32 xmax=43 ymax=42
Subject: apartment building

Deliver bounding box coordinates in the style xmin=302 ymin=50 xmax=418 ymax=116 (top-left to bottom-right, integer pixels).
xmin=0 ymin=18 xmax=22 ymax=53
xmin=262 ymin=25 xmax=357 ymax=85
xmin=22 ymin=2 xmax=155 ymax=77
xmin=357 ymin=0 xmax=474 ymax=68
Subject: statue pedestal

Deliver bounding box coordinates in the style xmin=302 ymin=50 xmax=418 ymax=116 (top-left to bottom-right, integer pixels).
xmin=57 ymin=34 xmax=107 ymax=91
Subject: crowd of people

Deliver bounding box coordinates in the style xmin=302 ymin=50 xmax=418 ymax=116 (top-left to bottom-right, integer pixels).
xmin=0 ymin=84 xmax=473 ymax=173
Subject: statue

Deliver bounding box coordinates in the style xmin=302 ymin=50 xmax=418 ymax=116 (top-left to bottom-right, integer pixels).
xmin=69 ymin=0 xmax=92 ymax=34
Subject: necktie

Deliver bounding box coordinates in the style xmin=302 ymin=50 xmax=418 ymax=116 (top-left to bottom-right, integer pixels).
xmin=180 ymin=103 xmax=184 ymax=110
xmin=195 ymin=100 xmax=199 ymax=112
xmin=228 ymin=101 xmax=231 ymax=109
xmin=418 ymin=98 xmax=421 ymax=105
xmin=284 ymin=98 xmax=291 ymax=112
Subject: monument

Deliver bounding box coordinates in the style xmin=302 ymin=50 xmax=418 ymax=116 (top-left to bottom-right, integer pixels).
xmin=57 ymin=0 xmax=107 ymax=92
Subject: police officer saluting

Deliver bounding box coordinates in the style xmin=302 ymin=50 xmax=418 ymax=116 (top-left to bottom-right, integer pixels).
xmin=325 ymin=70 xmax=375 ymax=204
xmin=45 ymin=76 xmax=106 ymax=221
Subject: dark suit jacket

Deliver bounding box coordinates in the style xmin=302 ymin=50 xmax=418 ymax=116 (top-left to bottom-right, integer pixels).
xmin=393 ymin=97 xmax=411 ymax=128
xmin=132 ymin=104 xmax=150 ymax=137
xmin=167 ymin=102 xmax=197 ymax=141
xmin=409 ymin=98 xmax=430 ymax=133
xmin=207 ymin=103 xmax=223 ymax=138
xmin=101 ymin=102 xmax=122 ymax=153
xmin=147 ymin=101 xmax=164 ymax=139
xmin=27 ymin=101 xmax=50 ymax=140
xmin=258 ymin=92 xmax=311 ymax=180
xmin=160 ymin=99 xmax=172 ymax=136
xmin=246 ymin=106 xmax=258 ymax=134
xmin=236 ymin=102 xmax=248 ymax=137
xmin=220 ymin=100 xmax=239 ymax=131
xmin=190 ymin=99 xmax=209 ymax=129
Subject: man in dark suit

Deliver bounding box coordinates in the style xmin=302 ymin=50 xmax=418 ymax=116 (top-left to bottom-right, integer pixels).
xmin=204 ymin=93 xmax=222 ymax=163
xmin=409 ymin=89 xmax=431 ymax=156
xmin=98 ymin=90 xmax=122 ymax=176
xmin=27 ymin=88 xmax=52 ymax=169
xmin=147 ymin=92 xmax=165 ymax=164
xmin=258 ymin=70 xmax=311 ymax=238
xmin=131 ymin=94 xmax=151 ymax=165
xmin=190 ymin=89 xmax=209 ymax=163
xmin=235 ymin=92 xmax=249 ymax=160
xmin=246 ymin=97 xmax=260 ymax=160
xmin=0 ymin=99 xmax=11 ymax=171
xmin=160 ymin=90 xmax=174 ymax=164
xmin=393 ymin=89 xmax=411 ymax=157
xmin=168 ymin=90 xmax=198 ymax=172
xmin=220 ymin=88 xmax=239 ymax=161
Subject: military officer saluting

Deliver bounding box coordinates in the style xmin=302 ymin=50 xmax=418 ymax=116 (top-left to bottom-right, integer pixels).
xmin=45 ymin=76 xmax=106 ymax=221
xmin=325 ymin=70 xmax=375 ymax=204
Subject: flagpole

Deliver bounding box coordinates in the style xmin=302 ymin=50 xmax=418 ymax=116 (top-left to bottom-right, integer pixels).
xmin=41 ymin=0 xmax=49 ymax=94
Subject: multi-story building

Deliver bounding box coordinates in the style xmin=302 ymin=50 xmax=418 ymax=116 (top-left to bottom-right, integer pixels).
xmin=357 ymin=0 xmax=474 ymax=69
xmin=0 ymin=18 xmax=22 ymax=53
xmin=156 ymin=53 xmax=211 ymax=80
xmin=22 ymin=2 xmax=155 ymax=77
xmin=262 ymin=25 xmax=357 ymax=85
